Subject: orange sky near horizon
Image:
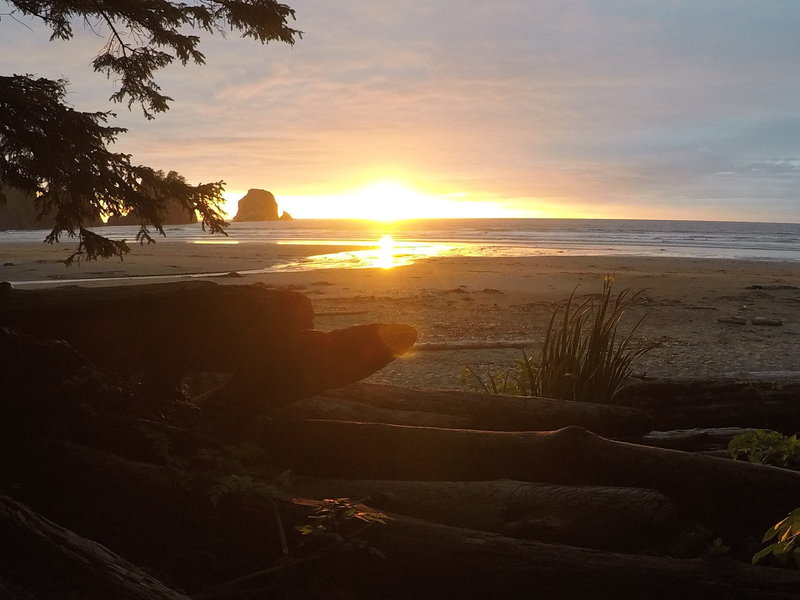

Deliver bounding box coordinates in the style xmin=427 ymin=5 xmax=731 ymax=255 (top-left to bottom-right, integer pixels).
xmin=221 ymin=181 xmax=544 ymax=221
xmin=220 ymin=182 xmax=613 ymax=221
xmin=220 ymin=181 xmax=743 ymax=223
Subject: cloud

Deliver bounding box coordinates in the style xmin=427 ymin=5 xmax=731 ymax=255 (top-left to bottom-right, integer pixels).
xmin=2 ymin=0 xmax=800 ymax=221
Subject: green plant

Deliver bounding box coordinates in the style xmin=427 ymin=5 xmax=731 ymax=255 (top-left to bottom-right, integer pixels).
xmin=206 ymin=473 xmax=290 ymax=507
xmin=196 ymin=498 xmax=388 ymax=599
xmin=135 ymin=423 xmax=187 ymax=470
xmin=207 ymin=470 xmax=293 ymax=561
xmin=464 ymin=277 xmax=651 ymax=404
xmin=460 ymin=364 xmax=525 ymax=395
xmin=753 ymin=508 xmax=800 ymax=567
xmin=196 ymin=442 xmax=267 ymax=472
xmin=727 ymin=430 xmax=800 ymax=469
xmin=296 ymin=497 xmax=388 ymax=540
xmin=706 ymin=537 xmax=730 ymax=557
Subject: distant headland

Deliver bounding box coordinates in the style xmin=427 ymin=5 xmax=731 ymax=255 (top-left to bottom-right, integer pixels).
xmin=0 ymin=186 xmax=292 ymax=230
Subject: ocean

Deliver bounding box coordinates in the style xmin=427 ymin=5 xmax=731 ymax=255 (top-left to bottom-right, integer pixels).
xmin=4 ymin=219 xmax=800 ymax=273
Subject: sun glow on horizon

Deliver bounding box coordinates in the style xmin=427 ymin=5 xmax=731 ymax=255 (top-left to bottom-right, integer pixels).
xmin=350 ymin=181 xmax=433 ymax=222
xmin=220 ymin=181 xmax=565 ymax=221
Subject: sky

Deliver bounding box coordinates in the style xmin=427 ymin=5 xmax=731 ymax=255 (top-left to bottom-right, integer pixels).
xmin=2 ymin=1 xmax=800 ymax=222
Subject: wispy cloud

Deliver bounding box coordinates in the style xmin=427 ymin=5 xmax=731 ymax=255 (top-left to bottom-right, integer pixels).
xmin=2 ymin=0 xmax=800 ymax=220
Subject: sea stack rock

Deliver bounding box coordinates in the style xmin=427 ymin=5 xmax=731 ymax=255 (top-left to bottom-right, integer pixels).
xmin=233 ymin=189 xmax=282 ymax=222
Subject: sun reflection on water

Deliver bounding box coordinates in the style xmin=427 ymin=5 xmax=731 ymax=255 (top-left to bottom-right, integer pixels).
xmin=374 ymin=235 xmax=398 ymax=269
xmin=272 ymin=236 xmax=451 ymax=271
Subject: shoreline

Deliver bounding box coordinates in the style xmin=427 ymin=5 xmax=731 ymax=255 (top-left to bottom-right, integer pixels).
xmin=2 ymin=240 xmax=800 ymax=390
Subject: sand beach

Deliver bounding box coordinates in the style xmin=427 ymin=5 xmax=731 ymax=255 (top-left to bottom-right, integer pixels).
xmin=3 ymin=237 xmax=800 ymax=390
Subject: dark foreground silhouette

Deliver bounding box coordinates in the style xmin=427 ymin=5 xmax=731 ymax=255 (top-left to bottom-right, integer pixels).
xmin=2 ymin=282 xmax=800 ymax=599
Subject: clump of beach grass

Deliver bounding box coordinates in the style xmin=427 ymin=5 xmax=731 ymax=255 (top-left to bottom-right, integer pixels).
xmin=463 ymin=276 xmax=651 ymax=404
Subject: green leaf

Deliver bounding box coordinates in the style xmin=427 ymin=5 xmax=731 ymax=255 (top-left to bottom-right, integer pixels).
xmin=752 ymin=545 xmax=775 ymax=565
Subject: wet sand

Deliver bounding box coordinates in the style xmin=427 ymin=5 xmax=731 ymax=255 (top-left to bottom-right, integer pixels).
xmin=3 ymin=239 xmax=800 ymax=390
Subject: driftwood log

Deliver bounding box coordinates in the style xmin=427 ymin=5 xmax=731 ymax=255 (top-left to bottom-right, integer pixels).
xmin=264 ymin=420 xmax=800 ymax=539
xmin=289 ymin=477 xmax=678 ymax=552
xmin=0 ymin=493 xmax=190 ymax=600
xmin=640 ymin=427 xmax=754 ymax=452
xmin=617 ymin=378 xmax=800 ymax=432
xmin=4 ymin=438 xmax=800 ymax=600
xmin=282 ymin=381 xmax=653 ymax=437
xmin=0 ymin=282 xmax=417 ymax=410
xmin=5 ymin=282 xmax=800 ymax=598
xmin=351 ymin=511 xmax=800 ymax=600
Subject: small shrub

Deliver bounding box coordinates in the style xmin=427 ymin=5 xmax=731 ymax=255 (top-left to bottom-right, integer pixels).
xmin=295 ymin=498 xmax=389 ymax=560
xmin=296 ymin=497 xmax=388 ymax=538
xmin=206 ymin=472 xmax=291 ymax=506
xmin=753 ymin=508 xmax=800 ymax=567
xmin=727 ymin=430 xmax=800 ymax=469
xmin=464 ymin=277 xmax=651 ymax=404
xmin=460 ymin=364 xmax=525 ymax=395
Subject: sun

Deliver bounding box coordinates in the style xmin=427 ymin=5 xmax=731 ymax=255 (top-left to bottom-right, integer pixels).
xmin=350 ymin=181 xmax=427 ymax=222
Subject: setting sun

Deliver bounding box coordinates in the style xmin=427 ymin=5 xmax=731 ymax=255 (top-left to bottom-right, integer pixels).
xmin=349 ymin=181 xmax=429 ymax=222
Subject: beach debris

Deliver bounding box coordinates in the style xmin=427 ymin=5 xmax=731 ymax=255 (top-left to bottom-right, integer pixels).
xmin=722 ymin=370 xmax=800 ymax=379
xmin=751 ymin=317 xmax=783 ymax=326
xmin=746 ymin=284 xmax=799 ymax=291
xmin=717 ymin=316 xmax=747 ymax=325
xmin=415 ymin=340 xmax=535 ymax=351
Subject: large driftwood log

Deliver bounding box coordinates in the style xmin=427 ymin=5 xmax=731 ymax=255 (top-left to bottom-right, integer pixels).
xmin=277 ymin=395 xmax=475 ymax=428
xmin=265 ymin=420 xmax=800 ymax=537
xmin=350 ymin=510 xmax=800 ymax=600
xmin=0 ymin=282 xmax=314 ymax=378
xmin=0 ymin=439 xmax=285 ymax=592
xmin=641 ymin=427 xmax=755 ymax=452
xmin=311 ymin=382 xmax=653 ymax=437
xmin=0 ymin=283 xmax=417 ymax=409
xmin=289 ymin=477 xmax=678 ymax=552
xmin=617 ymin=378 xmax=800 ymax=432
xmin=4 ymin=438 xmax=800 ymax=600
xmin=0 ymin=494 xmax=190 ymax=600
xmin=200 ymin=500 xmax=800 ymax=600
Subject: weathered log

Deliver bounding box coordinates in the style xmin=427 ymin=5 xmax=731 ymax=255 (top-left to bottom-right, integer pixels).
xmin=199 ymin=500 xmax=800 ymax=600
xmin=641 ymin=427 xmax=756 ymax=452
xmin=0 ymin=439 xmax=284 ymax=592
xmin=0 ymin=494 xmax=190 ymax=600
xmin=617 ymin=378 xmax=800 ymax=432
xmin=0 ymin=282 xmax=417 ymax=409
xmin=276 ymin=395 xmax=473 ymax=428
xmin=289 ymin=477 xmax=678 ymax=552
xmin=316 ymin=382 xmax=653 ymax=437
xmin=0 ymin=282 xmax=314 ymax=379
xmin=222 ymin=322 xmax=417 ymax=411
xmin=5 ymin=439 xmax=798 ymax=600
xmin=264 ymin=420 xmax=800 ymax=538
xmin=350 ymin=511 xmax=800 ymax=600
